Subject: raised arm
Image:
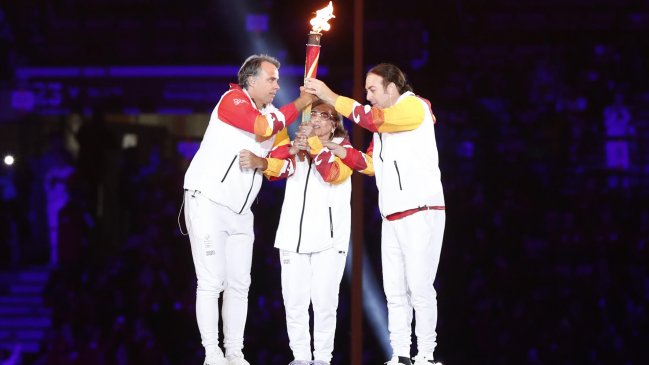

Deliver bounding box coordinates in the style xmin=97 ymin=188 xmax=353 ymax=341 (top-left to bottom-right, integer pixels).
xmin=218 ymin=87 xmax=314 ymax=138
xmin=334 ymin=95 xmax=430 ymax=133
xmin=304 ymin=78 xmax=434 ymax=133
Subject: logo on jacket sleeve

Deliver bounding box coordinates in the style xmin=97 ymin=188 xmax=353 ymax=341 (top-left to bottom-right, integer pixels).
xmin=233 ymin=98 xmax=249 ymax=106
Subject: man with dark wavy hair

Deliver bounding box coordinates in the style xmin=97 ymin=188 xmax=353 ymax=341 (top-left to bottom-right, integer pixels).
xmin=304 ymin=63 xmax=445 ymax=365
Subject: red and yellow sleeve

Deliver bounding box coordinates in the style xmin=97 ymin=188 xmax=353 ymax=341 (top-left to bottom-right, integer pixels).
xmin=309 ymin=136 xmax=353 ymax=185
xmin=263 ymin=129 xmax=295 ymax=180
xmin=335 ymin=95 xmax=426 ymax=133
xmin=341 ymin=139 xmax=374 ymax=176
xmin=217 ymin=91 xmax=298 ymax=138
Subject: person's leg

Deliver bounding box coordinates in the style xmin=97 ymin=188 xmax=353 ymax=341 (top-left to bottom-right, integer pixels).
xmin=281 ymin=250 xmax=313 ymax=362
xmin=382 ymin=219 xmax=413 ymax=358
xmin=222 ymin=209 xmax=255 ymax=358
xmin=400 ymin=211 xmax=445 ymax=358
xmin=185 ymin=191 xmax=228 ymax=360
xmin=311 ymin=248 xmax=347 ymax=363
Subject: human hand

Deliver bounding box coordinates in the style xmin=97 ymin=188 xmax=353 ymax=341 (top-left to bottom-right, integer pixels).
xmin=299 ymin=86 xmax=319 ymax=104
xmin=303 ymin=78 xmax=339 ymax=105
xmin=297 ymin=122 xmax=314 ymax=138
xmin=239 ymin=149 xmax=267 ymax=170
xmin=288 ymin=141 xmax=299 ymax=156
xmin=294 ymin=133 xmax=310 ymax=152
xmin=291 ymin=139 xmax=309 ymax=161
xmin=321 ymin=140 xmax=347 ymax=159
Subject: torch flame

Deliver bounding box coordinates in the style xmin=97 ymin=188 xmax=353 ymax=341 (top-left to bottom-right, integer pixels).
xmin=309 ymin=1 xmax=335 ymax=33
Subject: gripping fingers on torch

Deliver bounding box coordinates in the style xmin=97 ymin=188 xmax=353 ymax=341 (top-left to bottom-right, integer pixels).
xmin=296 ymin=137 xmax=309 ymax=151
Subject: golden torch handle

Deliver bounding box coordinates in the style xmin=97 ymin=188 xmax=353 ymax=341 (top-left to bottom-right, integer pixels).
xmin=302 ymin=32 xmax=322 ymax=124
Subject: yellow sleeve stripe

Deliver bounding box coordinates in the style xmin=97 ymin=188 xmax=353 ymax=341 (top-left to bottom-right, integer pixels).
xmin=328 ymin=160 xmax=353 ymax=184
xmin=361 ymin=153 xmax=375 ymax=176
xmin=264 ymin=158 xmax=288 ymax=177
xmin=335 ymin=96 xmax=357 ymax=117
xmin=378 ymin=96 xmax=425 ymax=133
xmin=308 ymin=136 xmax=323 ymax=155
xmin=254 ymin=115 xmax=273 ymax=137
xmin=273 ymin=128 xmax=291 ymax=148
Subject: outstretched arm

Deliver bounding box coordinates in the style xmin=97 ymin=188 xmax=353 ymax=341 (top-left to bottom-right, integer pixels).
xmin=307 ymin=137 xmax=354 ymax=184
xmin=304 ymin=78 xmax=433 ymax=133
xmin=334 ymin=95 xmax=428 ymax=133
xmin=323 ymin=139 xmax=375 ymax=176
xmin=219 ymin=87 xmax=316 ymax=138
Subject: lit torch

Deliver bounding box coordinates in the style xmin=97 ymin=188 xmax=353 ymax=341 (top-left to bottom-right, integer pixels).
xmin=302 ymin=1 xmax=335 ymax=124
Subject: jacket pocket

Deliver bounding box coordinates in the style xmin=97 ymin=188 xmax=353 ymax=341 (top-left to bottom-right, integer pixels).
xmin=221 ymin=155 xmax=237 ymax=183
xmin=238 ymin=169 xmax=257 ymax=214
xmin=393 ymin=161 xmax=403 ymax=191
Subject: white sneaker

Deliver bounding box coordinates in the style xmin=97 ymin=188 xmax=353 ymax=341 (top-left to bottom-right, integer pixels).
xmin=288 ymin=361 xmax=312 ymax=365
xmin=313 ymin=361 xmax=330 ymax=365
xmin=412 ymin=353 xmax=442 ymax=365
xmin=385 ymin=356 xmax=412 ymax=365
xmin=227 ymin=353 xmax=251 ymax=365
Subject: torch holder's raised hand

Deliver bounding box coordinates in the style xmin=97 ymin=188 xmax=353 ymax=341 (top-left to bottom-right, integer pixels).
xmin=297 ymin=122 xmax=314 ymax=139
xmin=300 ymin=2 xmax=335 ymax=130
xmin=295 ymin=123 xmax=312 ymax=153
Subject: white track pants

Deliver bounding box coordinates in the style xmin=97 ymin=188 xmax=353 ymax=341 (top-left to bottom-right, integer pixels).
xmin=184 ymin=191 xmax=254 ymax=358
xmin=280 ymin=248 xmax=347 ymax=363
xmin=381 ymin=210 xmax=445 ymax=357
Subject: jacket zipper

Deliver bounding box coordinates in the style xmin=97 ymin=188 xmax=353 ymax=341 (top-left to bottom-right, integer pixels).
xmin=378 ymin=133 xmax=384 ymax=162
xmin=296 ymin=157 xmax=313 ymax=253
xmin=238 ymin=168 xmax=257 ymax=214
xmin=328 ymin=207 xmax=333 ymax=238
xmin=221 ymin=155 xmax=237 ymax=183
xmin=393 ymin=161 xmax=403 ymax=190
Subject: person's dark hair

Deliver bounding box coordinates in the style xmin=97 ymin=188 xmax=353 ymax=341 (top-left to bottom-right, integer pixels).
xmin=312 ymin=99 xmax=347 ymax=139
xmin=238 ymin=54 xmax=281 ymax=89
xmin=367 ymin=63 xmax=413 ymax=94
